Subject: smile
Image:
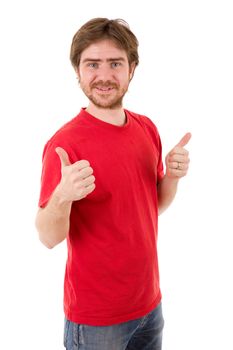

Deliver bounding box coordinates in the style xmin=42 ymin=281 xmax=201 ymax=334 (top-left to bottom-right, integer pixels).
xmin=95 ymin=87 xmax=114 ymax=92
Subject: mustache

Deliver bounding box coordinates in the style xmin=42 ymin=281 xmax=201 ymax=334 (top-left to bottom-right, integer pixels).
xmin=91 ymin=80 xmax=119 ymax=89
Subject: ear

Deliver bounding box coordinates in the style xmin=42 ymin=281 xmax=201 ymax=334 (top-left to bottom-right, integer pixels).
xmin=129 ymin=62 xmax=136 ymax=81
xmin=75 ymin=67 xmax=81 ymax=81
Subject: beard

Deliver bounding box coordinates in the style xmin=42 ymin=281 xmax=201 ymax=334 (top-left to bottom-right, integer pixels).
xmin=80 ymin=80 xmax=129 ymax=109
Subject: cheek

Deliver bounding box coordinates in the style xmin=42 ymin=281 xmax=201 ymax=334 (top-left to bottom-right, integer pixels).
xmin=121 ymin=74 xmax=131 ymax=87
xmin=80 ymin=72 xmax=96 ymax=85
xmin=115 ymin=70 xmax=130 ymax=83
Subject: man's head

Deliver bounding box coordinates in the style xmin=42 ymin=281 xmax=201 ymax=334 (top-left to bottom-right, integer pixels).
xmin=70 ymin=18 xmax=139 ymax=71
xmin=70 ymin=18 xmax=139 ymax=110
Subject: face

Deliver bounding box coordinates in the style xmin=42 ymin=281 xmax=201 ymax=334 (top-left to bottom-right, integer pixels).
xmin=76 ymin=39 xmax=135 ymax=109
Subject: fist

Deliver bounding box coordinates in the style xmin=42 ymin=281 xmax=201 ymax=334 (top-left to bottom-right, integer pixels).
xmin=165 ymin=132 xmax=191 ymax=179
xmin=55 ymin=147 xmax=96 ymax=202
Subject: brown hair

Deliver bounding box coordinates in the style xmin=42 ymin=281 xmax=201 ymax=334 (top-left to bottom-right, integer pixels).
xmin=70 ymin=18 xmax=139 ymax=69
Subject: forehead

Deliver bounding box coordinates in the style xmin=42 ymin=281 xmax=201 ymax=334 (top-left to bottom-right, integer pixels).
xmin=80 ymin=39 xmax=128 ymax=61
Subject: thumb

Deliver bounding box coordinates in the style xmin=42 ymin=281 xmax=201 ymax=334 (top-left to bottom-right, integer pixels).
xmin=55 ymin=147 xmax=71 ymax=167
xmin=176 ymin=132 xmax=192 ymax=148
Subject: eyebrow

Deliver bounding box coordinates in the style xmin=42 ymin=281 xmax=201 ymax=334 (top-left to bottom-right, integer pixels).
xmin=82 ymin=57 xmax=126 ymax=63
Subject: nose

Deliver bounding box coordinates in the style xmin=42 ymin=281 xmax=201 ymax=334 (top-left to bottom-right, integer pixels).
xmin=96 ymin=64 xmax=114 ymax=81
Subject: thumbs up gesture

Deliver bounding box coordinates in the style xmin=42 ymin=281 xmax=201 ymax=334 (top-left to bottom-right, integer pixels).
xmin=165 ymin=132 xmax=191 ymax=179
xmin=55 ymin=147 xmax=96 ymax=202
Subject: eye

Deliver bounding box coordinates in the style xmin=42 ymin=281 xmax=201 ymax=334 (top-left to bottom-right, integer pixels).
xmin=88 ymin=62 xmax=98 ymax=68
xmin=111 ymin=62 xmax=121 ymax=68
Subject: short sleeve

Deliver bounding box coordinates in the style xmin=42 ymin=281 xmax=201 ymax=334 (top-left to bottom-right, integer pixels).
xmin=141 ymin=115 xmax=164 ymax=184
xmin=156 ymin=133 xmax=164 ymax=183
xmin=38 ymin=140 xmax=62 ymax=208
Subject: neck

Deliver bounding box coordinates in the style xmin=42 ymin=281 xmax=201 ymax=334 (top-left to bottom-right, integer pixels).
xmin=86 ymin=104 xmax=126 ymax=126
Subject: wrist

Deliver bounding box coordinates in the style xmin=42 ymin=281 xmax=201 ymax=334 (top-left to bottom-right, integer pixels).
xmin=53 ymin=184 xmax=73 ymax=207
xmin=163 ymin=173 xmax=180 ymax=184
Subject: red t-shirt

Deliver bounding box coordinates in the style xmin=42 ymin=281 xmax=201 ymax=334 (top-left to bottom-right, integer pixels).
xmin=38 ymin=108 xmax=164 ymax=326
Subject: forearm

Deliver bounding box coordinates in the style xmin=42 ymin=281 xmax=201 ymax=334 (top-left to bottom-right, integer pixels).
xmin=157 ymin=132 xmax=191 ymax=215
xmin=35 ymin=186 xmax=72 ymax=249
xmin=157 ymin=175 xmax=179 ymax=215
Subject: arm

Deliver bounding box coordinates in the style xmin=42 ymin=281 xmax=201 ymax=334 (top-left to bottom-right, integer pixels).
xmin=35 ymin=187 xmax=72 ymax=249
xmin=157 ymin=132 xmax=191 ymax=215
xmin=157 ymin=176 xmax=179 ymax=215
xmin=35 ymin=147 xmax=96 ymax=249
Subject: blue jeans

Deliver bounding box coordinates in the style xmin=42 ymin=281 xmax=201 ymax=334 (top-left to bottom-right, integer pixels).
xmin=63 ymin=302 xmax=164 ymax=350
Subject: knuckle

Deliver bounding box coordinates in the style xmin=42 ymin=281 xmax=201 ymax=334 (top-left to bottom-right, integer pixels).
xmin=77 ymin=159 xmax=90 ymax=168
xmin=83 ymin=160 xmax=90 ymax=167
xmin=80 ymin=187 xmax=87 ymax=197
xmin=90 ymin=183 xmax=96 ymax=192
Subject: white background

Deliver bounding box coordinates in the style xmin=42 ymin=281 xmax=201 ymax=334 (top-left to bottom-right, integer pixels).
xmin=0 ymin=0 xmax=232 ymax=349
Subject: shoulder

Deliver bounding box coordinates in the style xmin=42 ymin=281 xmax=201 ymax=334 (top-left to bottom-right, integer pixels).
xmin=42 ymin=114 xmax=83 ymax=163
xmin=126 ymin=109 xmax=160 ymax=137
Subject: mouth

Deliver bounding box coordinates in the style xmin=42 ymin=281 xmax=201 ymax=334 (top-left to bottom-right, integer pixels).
xmin=94 ymin=86 xmax=115 ymax=93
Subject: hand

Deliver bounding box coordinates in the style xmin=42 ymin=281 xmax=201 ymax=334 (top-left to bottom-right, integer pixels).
xmin=55 ymin=147 xmax=96 ymax=202
xmin=165 ymin=132 xmax=191 ymax=179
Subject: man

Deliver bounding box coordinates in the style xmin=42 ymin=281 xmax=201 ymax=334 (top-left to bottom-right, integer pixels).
xmin=35 ymin=18 xmax=191 ymax=350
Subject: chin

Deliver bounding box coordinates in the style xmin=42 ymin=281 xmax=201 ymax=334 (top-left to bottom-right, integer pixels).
xmin=94 ymin=100 xmax=123 ymax=109
xmin=90 ymin=94 xmax=124 ymax=109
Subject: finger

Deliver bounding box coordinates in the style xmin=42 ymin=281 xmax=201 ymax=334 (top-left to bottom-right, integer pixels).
xmin=74 ymin=159 xmax=91 ymax=171
xmin=80 ymin=183 xmax=96 ymax=199
xmin=82 ymin=175 xmax=95 ymax=187
xmin=168 ymin=161 xmax=180 ymax=170
xmin=85 ymin=183 xmax=96 ymax=193
xmin=78 ymin=165 xmax=93 ymax=179
xmin=169 ymin=154 xmax=190 ymax=163
xmin=168 ymin=168 xmax=188 ymax=178
xmin=172 ymin=169 xmax=188 ymax=177
xmin=176 ymin=132 xmax=192 ymax=148
xmin=169 ymin=161 xmax=189 ymax=170
xmin=55 ymin=147 xmax=71 ymax=167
